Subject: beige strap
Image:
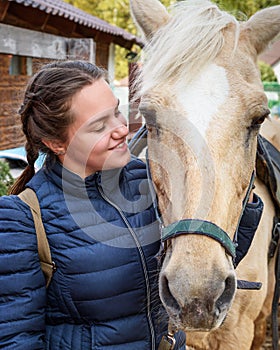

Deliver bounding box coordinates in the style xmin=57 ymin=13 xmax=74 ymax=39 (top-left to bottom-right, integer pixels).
xmin=18 ymin=188 xmax=55 ymax=288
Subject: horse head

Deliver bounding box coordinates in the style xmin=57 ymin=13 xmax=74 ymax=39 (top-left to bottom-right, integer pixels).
xmin=130 ymin=0 xmax=280 ymax=332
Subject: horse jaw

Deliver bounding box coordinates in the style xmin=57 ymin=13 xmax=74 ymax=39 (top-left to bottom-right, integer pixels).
xmin=129 ymin=0 xmax=170 ymax=39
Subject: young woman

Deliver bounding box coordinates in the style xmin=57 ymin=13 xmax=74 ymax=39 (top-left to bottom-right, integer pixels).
xmin=0 ymin=60 xmax=263 ymax=349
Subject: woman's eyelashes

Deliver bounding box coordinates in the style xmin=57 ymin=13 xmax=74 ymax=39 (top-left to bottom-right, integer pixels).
xmin=87 ymin=107 xmax=121 ymax=133
xmin=87 ymin=121 xmax=106 ymax=133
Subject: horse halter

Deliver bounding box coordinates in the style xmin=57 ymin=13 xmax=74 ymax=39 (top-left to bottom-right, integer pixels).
xmin=129 ymin=124 xmax=261 ymax=289
xmin=162 ymin=219 xmax=236 ymax=258
xmin=129 ymin=124 xmax=255 ymax=262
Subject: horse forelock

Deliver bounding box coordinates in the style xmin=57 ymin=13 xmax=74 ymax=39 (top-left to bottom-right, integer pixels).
xmin=138 ymin=0 xmax=239 ymax=97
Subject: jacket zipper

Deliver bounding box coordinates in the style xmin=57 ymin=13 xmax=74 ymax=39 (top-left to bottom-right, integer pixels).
xmin=97 ymin=182 xmax=156 ymax=350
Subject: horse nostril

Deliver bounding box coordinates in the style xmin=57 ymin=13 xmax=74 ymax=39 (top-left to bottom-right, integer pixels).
xmin=215 ymin=274 xmax=236 ymax=311
xmin=160 ymin=274 xmax=181 ymax=312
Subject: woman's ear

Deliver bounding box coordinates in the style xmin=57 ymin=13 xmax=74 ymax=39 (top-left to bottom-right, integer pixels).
xmin=42 ymin=139 xmax=66 ymax=155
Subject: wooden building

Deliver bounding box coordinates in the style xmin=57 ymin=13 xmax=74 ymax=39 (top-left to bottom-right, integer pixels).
xmin=0 ymin=0 xmax=143 ymax=150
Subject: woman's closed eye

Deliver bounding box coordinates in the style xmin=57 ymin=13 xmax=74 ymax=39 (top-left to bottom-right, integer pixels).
xmin=90 ymin=122 xmax=106 ymax=133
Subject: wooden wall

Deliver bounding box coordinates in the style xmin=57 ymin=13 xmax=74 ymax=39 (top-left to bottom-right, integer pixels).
xmin=0 ymin=56 xmax=55 ymax=150
xmin=0 ymin=22 xmax=100 ymax=151
xmin=0 ymin=55 xmax=27 ymax=150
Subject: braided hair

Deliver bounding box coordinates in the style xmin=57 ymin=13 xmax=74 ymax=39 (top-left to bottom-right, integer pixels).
xmin=10 ymin=60 xmax=105 ymax=194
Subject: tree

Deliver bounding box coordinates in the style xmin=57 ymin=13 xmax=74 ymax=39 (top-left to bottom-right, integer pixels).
xmin=64 ymin=0 xmax=279 ymax=80
xmin=212 ymin=0 xmax=280 ymax=17
xmin=64 ymin=0 xmax=175 ymax=79
xmin=0 ymin=161 xmax=14 ymax=196
xmin=258 ymin=61 xmax=278 ymax=82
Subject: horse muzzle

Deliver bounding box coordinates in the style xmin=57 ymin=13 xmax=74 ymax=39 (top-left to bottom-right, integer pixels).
xmin=160 ymin=267 xmax=236 ymax=331
xmin=159 ymin=218 xmax=237 ymax=331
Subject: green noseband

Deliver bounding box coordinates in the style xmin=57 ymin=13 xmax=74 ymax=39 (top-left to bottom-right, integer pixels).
xmin=162 ymin=219 xmax=236 ymax=258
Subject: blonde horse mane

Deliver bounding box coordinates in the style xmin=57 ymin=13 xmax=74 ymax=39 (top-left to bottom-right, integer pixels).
xmin=138 ymin=0 xmax=240 ymax=96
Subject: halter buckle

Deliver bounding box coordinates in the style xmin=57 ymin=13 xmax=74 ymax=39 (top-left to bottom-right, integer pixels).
xmin=158 ymin=332 xmax=176 ymax=350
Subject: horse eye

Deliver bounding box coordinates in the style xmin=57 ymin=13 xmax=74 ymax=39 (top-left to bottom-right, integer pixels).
xmin=139 ymin=107 xmax=157 ymax=128
xmin=252 ymin=112 xmax=269 ymax=127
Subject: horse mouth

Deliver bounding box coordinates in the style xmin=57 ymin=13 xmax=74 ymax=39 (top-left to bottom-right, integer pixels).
xmin=163 ymin=296 xmax=230 ymax=332
xmin=160 ymin=272 xmax=236 ymax=331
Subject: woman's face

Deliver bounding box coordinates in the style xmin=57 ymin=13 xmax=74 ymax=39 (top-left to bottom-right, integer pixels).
xmin=60 ymin=78 xmax=130 ymax=177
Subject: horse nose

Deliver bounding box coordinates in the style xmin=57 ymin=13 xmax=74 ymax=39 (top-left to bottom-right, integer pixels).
xmin=160 ymin=272 xmax=236 ymax=330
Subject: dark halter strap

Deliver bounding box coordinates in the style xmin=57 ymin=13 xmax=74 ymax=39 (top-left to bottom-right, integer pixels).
xmin=162 ymin=219 xmax=236 ymax=258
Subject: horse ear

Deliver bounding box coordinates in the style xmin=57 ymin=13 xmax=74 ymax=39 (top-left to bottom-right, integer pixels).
xmin=245 ymin=5 xmax=280 ymax=55
xmin=130 ymin=0 xmax=170 ymax=39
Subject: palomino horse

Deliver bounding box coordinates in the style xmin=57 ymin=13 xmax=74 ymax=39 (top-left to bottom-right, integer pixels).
xmin=130 ymin=0 xmax=280 ymax=349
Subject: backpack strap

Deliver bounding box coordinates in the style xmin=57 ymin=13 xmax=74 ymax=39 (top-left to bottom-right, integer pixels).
xmin=18 ymin=188 xmax=56 ymax=288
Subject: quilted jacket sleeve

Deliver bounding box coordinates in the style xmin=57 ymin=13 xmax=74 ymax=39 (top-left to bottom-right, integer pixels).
xmin=0 ymin=195 xmax=46 ymax=349
xmin=235 ymin=193 xmax=264 ymax=266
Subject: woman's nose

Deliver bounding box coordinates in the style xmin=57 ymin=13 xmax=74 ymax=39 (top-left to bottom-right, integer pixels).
xmin=110 ymin=112 xmax=128 ymax=136
xmin=111 ymin=123 xmax=129 ymax=138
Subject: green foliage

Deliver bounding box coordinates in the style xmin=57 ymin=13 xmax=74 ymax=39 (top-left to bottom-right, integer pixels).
xmin=258 ymin=61 xmax=278 ymax=82
xmin=212 ymin=0 xmax=280 ymax=17
xmin=64 ymin=0 xmax=176 ymax=79
xmin=0 ymin=161 xmax=14 ymax=196
xmin=65 ymin=0 xmax=137 ymax=36
xmin=64 ymin=0 xmax=279 ymax=79
xmin=160 ymin=0 xmax=176 ymax=6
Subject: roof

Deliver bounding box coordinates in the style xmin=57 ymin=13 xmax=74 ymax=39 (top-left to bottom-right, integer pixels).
xmin=260 ymin=40 xmax=280 ymax=66
xmin=6 ymin=0 xmax=143 ymax=48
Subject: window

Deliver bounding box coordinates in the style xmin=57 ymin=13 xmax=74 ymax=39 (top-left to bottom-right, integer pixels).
xmin=9 ymin=56 xmax=32 ymax=76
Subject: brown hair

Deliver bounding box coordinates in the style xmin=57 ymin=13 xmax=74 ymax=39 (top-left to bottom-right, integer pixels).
xmin=10 ymin=60 xmax=105 ymax=195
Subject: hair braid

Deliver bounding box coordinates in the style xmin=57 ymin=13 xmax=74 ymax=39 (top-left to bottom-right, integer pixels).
xmin=9 ymin=60 xmax=105 ymax=195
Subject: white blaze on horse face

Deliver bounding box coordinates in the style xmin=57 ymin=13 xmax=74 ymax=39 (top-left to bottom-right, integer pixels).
xmin=177 ymin=64 xmax=229 ymax=139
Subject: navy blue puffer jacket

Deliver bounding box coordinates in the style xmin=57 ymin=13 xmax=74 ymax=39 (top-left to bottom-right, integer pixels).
xmin=0 ymin=155 xmax=262 ymax=349
xmin=0 ymin=157 xmax=173 ymax=350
